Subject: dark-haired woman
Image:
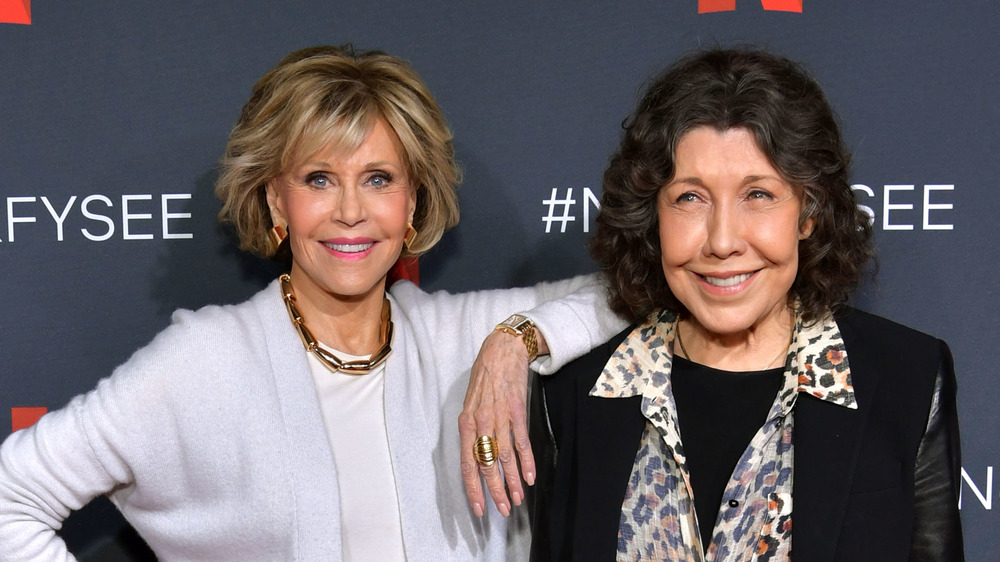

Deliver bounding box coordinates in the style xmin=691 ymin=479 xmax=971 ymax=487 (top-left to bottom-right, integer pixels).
xmin=528 ymin=48 xmax=963 ymax=561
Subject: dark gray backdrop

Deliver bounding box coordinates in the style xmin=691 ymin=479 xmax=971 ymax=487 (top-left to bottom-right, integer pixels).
xmin=1 ymin=1 xmax=996 ymax=559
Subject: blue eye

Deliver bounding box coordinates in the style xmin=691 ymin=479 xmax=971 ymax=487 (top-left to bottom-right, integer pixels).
xmin=368 ymin=172 xmax=393 ymax=188
xmin=748 ymin=189 xmax=772 ymax=200
xmin=307 ymin=174 xmax=329 ymax=188
xmin=676 ymin=192 xmax=698 ymax=203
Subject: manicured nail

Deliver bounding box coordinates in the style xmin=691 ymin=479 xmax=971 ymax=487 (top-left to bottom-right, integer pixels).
xmin=512 ymin=491 xmax=522 ymax=506
xmin=474 ymin=502 xmax=484 ymax=518
xmin=525 ymin=471 xmax=535 ymax=486
xmin=499 ymin=503 xmax=510 ymax=518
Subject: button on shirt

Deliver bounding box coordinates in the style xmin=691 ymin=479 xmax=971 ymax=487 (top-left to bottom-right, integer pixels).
xmin=589 ymin=308 xmax=856 ymax=561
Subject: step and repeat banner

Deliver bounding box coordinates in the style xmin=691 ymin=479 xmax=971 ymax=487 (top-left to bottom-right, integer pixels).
xmin=2 ymin=1 xmax=997 ymax=559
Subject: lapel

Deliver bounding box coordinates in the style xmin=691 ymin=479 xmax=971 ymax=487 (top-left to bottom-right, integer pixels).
xmin=567 ymin=329 xmax=648 ymax=521
xmin=380 ymin=313 xmax=455 ymax=561
xmin=576 ymin=391 xmax=646 ymax=511
xmin=792 ymin=325 xmax=879 ymax=562
xmin=543 ymin=329 xmax=646 ymax=558
xmin=574 ymin=384 xmax=645 ymax=556
xmin=254 ymin=280 xmax=344 ymax=559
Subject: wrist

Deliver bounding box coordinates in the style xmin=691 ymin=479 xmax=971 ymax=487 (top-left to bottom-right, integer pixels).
xmin=494 ymin=314 xmax=538 ymax=362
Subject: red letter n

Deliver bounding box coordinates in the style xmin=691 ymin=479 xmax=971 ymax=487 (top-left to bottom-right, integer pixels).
xmin=0 ymin=0 xmax=31 ymax=25
xmin=11 ymin=407 xmax=47 ymax=432
xmin=699 ymin=0 xmax=803 ymax=13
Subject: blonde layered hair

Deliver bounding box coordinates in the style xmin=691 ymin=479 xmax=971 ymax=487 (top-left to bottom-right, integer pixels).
xmin=216 ymin=45 xmax=461 ymax=259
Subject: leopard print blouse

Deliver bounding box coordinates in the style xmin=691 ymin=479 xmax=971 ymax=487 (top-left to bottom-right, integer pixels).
xmin=590 ymin=308 xmax=855 ymax=561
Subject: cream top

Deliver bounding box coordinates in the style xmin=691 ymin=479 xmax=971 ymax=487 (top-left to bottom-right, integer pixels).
xmin=308 ymin=346 xmax=406 ymax=561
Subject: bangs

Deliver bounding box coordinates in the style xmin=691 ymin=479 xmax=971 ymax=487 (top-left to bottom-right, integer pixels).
xmin=281 ymin=93 xmax=380 ymax=171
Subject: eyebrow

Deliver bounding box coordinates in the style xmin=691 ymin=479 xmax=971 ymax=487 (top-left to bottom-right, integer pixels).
xmin=361 ymin=160 xmax=402 ymax=170
xmin=742 ymin=174 xmax=782 ymax=184
xmin=667 ymin=177 xmax=706 ymax=188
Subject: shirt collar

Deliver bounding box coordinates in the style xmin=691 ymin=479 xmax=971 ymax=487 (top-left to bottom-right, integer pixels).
xmin=590 ymin=306 xmax=857 ymax=413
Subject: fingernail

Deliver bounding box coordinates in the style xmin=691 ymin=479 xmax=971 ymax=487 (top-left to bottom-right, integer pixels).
xmin=474 ymin=502 xmax=484 ymax=518
xmin=499 ymin=503 xmax=510 ymax=518
xmin=526 ymin=471 xmax=535 ymax=486
xmin=512 ymin=491 xmax=522 ymax=506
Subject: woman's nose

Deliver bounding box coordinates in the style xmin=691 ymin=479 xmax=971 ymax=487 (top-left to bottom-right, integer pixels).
xmin=334 ymin=186 xmax=365 ymax=225
xmin=703 ymin=203 xmax=745 ymax=258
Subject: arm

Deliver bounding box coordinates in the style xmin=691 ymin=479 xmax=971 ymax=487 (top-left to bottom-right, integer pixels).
xmin=458 ymin=276 xmax=626 ymax=517
xmin=0 ymin=306 xmax=248 ymax=560
xmin=0 ymin=396 xmax=120 ymax=561
xmin=392 ymin=274 xmax=600 ymax=366
xmin=909 ymin=340 xmax=964 ymax=561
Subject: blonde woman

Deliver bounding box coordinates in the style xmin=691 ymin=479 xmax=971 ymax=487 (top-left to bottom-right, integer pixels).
xmin=0 ymin=45 xmax=623 ymax=561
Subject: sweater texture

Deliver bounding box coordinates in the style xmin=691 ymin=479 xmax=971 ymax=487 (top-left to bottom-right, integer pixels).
xmin=0 ymin=275 xmax=624 ymax=561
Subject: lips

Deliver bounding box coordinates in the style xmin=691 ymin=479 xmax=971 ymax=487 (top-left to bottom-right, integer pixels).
xmin=323 ymin=241 xmax=374 ymax=253
xmin=702 ymin=272 xmax=754 ymax=287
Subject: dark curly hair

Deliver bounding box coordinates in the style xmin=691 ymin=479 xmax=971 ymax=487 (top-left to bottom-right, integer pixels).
xmin=592 ymin=48 xmax=874 ymax=324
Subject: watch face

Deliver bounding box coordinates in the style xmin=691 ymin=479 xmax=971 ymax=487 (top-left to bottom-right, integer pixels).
xmin=505 ymin=314 xmax=528 ymax=327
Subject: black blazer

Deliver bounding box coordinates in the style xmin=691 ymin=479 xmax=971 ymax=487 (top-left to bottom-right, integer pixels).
xmin=529 ymin=307 xmax=963 ymax=561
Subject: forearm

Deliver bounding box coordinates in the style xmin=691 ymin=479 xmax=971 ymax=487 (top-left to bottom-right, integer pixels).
xmin=0 ymin=401 xmax=112 ymax=561
xmin=395 ymin=273 xmax=623 ymax=372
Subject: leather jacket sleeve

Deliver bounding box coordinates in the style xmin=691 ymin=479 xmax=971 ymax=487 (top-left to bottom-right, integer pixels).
xmin=909 ymin=340 xmax=964 ymax=561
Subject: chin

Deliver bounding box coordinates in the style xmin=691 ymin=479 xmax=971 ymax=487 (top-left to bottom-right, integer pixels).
xmin=689 ymin=306 xmax=773 ymax=335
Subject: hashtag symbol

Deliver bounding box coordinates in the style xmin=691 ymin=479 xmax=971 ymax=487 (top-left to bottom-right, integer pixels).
xmin=542 ymin=188 xmax=577 ymax=233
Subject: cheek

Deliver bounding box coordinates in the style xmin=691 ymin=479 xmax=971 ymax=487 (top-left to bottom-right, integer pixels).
xmin=374 ymin=195 xmax=414 ymax=233
xmin=285 ymin=198 xmax=327 ymax=232
xmin=754 ymin=213 xmax=804 ymax=262
xmin=658 ymin=218 xmax=699 ymax=267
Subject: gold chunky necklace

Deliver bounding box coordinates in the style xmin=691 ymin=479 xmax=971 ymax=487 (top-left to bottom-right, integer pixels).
xmin=675 ymin=321 xmax=792 ymax=372
xmin=279 ymin=273 xmax=393 ymax=375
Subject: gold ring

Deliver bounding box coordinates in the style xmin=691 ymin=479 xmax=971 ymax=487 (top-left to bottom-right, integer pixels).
xmin=473 ymin=435 xmax=498 ymax=467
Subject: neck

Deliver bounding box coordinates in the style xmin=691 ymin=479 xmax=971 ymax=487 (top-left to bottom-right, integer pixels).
xmin=677 ymin=307 xmax=794 ymax=372
xmin=286 ymin=265 xmax=387 ymax=356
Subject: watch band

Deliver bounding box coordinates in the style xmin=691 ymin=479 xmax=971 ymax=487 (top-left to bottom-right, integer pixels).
xmin=494 ymin=314 xmax=538 ymax=362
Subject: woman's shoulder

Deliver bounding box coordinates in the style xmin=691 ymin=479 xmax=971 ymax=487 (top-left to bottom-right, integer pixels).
xmin=386 ymin=279 xmax=424 ymax=304
xmin=834 ymin=306 xmax=950 ymax=384
xmin=131 ymin=281 xmax=283 ymax=369
xmin=168 ymin=280 xmax=280 ymax=333
xmin=834 ymin=306 xmax=942 ymax=348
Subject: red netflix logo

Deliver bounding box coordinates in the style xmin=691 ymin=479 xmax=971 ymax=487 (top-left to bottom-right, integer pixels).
xmin=0 ymin=0 xmax=30 ymax=24
xmin=699 ymin=0 xmax=802 ymax=13
xmin=11 ymin=407 xmax=47 ymax=432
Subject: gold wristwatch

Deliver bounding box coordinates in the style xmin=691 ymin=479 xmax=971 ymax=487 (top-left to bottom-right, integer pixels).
xmin=494 ymin=314 xmax=538 ymax=362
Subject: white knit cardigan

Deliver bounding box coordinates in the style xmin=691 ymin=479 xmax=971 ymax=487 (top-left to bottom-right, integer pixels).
xmin=0 ymin=276 xmax=624 ymax=561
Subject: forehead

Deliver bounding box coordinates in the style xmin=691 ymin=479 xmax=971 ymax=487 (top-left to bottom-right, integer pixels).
xmin=674 ymin=127 xmax=773 ymax=171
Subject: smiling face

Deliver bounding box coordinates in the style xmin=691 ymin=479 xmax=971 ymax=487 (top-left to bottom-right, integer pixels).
xmin=658 ymin=127 xmax=814 ymax=338
xmin=266 ymin=118 xmax=415 ymax=308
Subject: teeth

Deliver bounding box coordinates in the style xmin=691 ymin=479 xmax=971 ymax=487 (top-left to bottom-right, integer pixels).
xmin=703 ymin=272 xmax=752 ymax=287
xmin=325 ymin=242 xmax=373 ymax=253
